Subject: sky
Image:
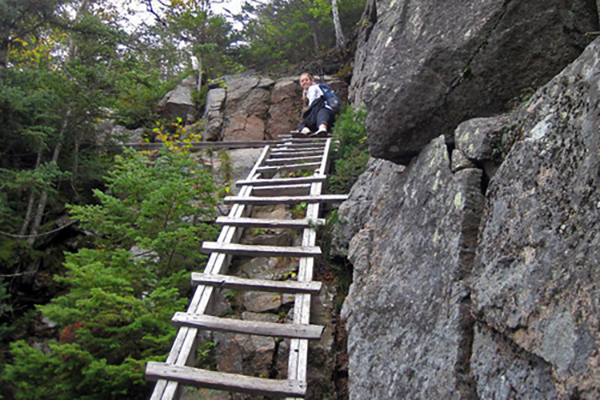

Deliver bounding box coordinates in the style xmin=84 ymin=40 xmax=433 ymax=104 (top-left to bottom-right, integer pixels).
xmin=120 ymin=0 xmax=249 ymax=30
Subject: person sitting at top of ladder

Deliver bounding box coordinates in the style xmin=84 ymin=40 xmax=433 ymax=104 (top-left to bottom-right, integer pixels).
xmin=292 ymin=73 xmax=341 ymax=138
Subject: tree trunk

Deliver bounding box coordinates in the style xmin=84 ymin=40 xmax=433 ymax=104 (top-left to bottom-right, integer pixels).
xmin=27 ymin=110 xmax=70 ymax=247
xmin=331 ymin=0 xmax=346 ymax=52
xmin=19 ymin=150 xmax=43 ymax=236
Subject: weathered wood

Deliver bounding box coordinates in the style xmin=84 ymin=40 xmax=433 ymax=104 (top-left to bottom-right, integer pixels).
xmin=148 ymin=147 xmax=271 ymax=400
xmin=124 ymin=141 xmax=279 ymax=151
xmin=268 ymin=151 xmax=324 ymax=159
xmin=236 ymin=175 xmax=327 ymax=187
xmin=201 ymin=241 xmax=321 ymax=257
xmin=224 ymin=194 xmax=349 ymax=205
xmin=216 ymin=216 xmax=325 ymax=229
xmin=146 ymin=362 xmax=307 ymax=397
xmin=171 ymin=313 xmax=324 ymax=340
xmin=256 ymin=162 xmax=321 ymax=173
xmin=264 ymin=156 xmax=323 ymax=165
xmin=191 ymin=273 xmax=322 ymax=294
xmin=288 ymin=139 xmax=333 ymax=395
xmin=271 ymin=147 xmax=324 ymax=154
xmin=252 ymin=184 xmax=311 ymax=197
xmin=274 ymin=143 xmax=327 ymax=149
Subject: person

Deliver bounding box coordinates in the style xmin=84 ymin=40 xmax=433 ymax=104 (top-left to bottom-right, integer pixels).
xmin=292 ymin=73 xmax=336 ymax=137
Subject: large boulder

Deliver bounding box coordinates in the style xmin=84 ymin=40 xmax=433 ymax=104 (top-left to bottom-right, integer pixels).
xmin=350 ymin=0 xmax=597 ymax=162
xmin=338 ymin=36 xmax=600 ymax=398
xmin=157 ymin=74 xmax=197 ymax=124
xmin=222 ymin=74 xmax=274 ymax=142
xmin=471 ymin=37 xmax=600 ymax=398
xmin=340 ymin=136 xmax=484 ymax=399
xmin=266 ymin=77 xmax=303 ymax=139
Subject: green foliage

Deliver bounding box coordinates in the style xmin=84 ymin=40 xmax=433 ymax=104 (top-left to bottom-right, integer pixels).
xmin=329 ymin=106 xmax=369 ymax=193
xmin=235 ymin=0 xmax=366 ymax=73
xmin=2 ymin=148 xmax=219 ymax=398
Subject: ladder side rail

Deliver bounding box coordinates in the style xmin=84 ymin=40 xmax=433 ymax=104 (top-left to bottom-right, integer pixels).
xmin=287 ymin=138 xmax=333 ymax=399
xmin=150 ymin=146 xmax=271 ymax=400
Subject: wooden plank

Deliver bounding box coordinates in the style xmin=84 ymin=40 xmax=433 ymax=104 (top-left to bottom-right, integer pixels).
xmin=271 ymin=147 xmax=324 ymax=154
xmin=124 ymin=141 xmax=279 ymax=151
xmin=268 ymin=151 xmax=324 ymax=159
xmin=252 ymin=184 xmax=311 ymax=197
xmin=287 ymin=139 xmax=333 ymax=398
xmin=216 ymin=216 xmax=325 ymax=229
xmin=274 ymin=143 xmax=327 ymax=149
xmin=223 ymin=194 xmax=348 ymax=205
xmin=256 ymin=162 xmax=321 ymax=173
xmin=148 ymin=146 xmax=271 ymax=400
xmin=146 ymin=362 xmax=307 ymax=397
xmin=191 ymin=273 xmax=322 ymax=294
xmin=236 ymin=175 xmax=327 ymax=187
xmin=201 ymin=242 xmax=321 ymax=257
xmin=264 ymin=156 xmax=323 ymax=165
xmin=171 ymin=313 xmax=324 ymax=340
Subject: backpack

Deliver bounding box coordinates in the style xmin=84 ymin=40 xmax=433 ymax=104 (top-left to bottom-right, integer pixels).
xmin=319 ymin=84 xmax=342 ymax=114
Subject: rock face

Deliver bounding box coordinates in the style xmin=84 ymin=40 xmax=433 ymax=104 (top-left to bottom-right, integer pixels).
xmin=338 ymin=36 xmax=600 ymax=398
xmin=202 ymin=73 xmax=348 ymax=142
xmin=157 ymin=75 xmax=197 ymax=124
xmin=471 ymin=37 xmax=600 ymax=398
xmin=350 ymin=0 xmax=597 ymax=162
xmin=340 ymin=137 xmax=484 ymax=398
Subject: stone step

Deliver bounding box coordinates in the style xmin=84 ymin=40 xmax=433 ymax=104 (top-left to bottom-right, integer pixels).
xmin=191 ymin=273 xmax=322 ymax=294
xmin=171 ymin=313 xmax=324 ymax=340
xmin=201 ymin=241 xmax=322 ymax=257
xmin=146 ymin=362 xmax=307 ymax=397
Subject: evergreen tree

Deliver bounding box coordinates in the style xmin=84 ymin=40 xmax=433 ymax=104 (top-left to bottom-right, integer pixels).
xmin=2 ymin=148 xmax=219 ymax=399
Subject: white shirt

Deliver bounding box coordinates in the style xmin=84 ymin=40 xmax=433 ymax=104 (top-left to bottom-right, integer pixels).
xmin=306 ymin=83 xmax=332 ymax=110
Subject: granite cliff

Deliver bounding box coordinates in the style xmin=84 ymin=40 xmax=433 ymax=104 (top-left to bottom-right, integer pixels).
xmin=336 ymin=0 xmax=600 ymax=398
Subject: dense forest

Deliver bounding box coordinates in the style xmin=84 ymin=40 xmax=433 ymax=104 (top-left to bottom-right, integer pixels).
xmin=0 ymin=0 xmax=365 ymax=398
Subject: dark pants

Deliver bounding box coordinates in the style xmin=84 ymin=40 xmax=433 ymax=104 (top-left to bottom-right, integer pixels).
xmin=297 ymin=97 xmax=335 ymax=132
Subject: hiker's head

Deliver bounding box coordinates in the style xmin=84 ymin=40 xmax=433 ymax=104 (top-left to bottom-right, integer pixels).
xmin=299 ymin=73 xmax=313 ymax=90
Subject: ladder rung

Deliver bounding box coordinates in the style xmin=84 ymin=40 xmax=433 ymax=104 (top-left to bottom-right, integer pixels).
xmin=171 ymin=313 xmax=324 ymax=340
xmin=216 ymin=216 xmax=325 ymax=229
xmin=201 ymin=242 xmax=321 ymax=257
xmin=257 ymin=162 xmax=321 ymax=173
xmin=223 ymin=194 xmax=349 ymax=205
xmin=268 ymin=151 xmax=324 ymax=158
xmin=264 ymin=156 xmax=323 ymax=165
xmin=271 ymin=147 xmax=323 ymax=153
xmin=146 ymin=362 xmax=307 ymax=397
xmin=252 ymin=184 xmax=311 ymax=197
xmin=191 ymin=273 xmax=322 ymax=294
xmin=236 ymin=175 xmax=327 ymax=187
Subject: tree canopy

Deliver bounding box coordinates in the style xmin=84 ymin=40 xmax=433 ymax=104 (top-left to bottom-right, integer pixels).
xmin=0 ymin=0 xmax=366 ymax=397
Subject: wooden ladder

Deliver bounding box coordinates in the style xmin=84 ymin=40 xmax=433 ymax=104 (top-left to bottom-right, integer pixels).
xmin=146 ymin=136 xmax=347 ymax=399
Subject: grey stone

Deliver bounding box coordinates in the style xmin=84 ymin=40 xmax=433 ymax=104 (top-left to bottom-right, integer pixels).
xmin=471 ymin=323 xmax=557 ymax=399
xmin=471 ymin=37 xmax=600 ymax=398
xmin=157 ymin=74 xmax=197 ymax=123
xmin=203 ymin=88 xmax=226 ymax=141
xmin=340 ymin=136 xmax=484 ymax=399
xmin=350 ymin=0 xmax=596 ymax=162
xmin=331 ymin=157 xmax=406 ymax=257
xmin=451 ymin=149 xmax=476 ymax=173
xmin=455 ymin=116 xmax=510 ymax=162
